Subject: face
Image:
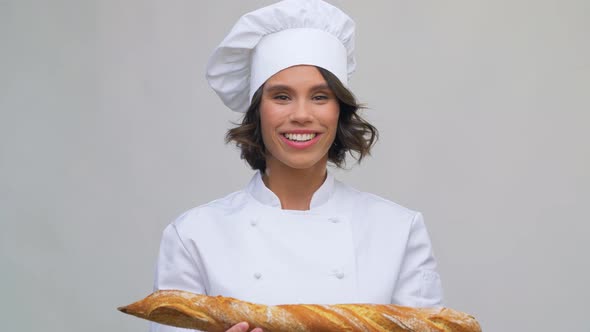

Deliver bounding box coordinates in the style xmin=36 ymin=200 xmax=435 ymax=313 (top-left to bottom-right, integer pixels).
xmin=259 ymin=65 xmax=340 ymax=171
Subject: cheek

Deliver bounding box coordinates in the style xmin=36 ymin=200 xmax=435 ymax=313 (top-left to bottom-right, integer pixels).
xmin=259 ymin=104 xmax=279 ymax=146
xmin=326 ymin=106 xmax=340 ymax=133
xmin=259 ymin=103 xmax=271 ymax=133
xmin=259 ymin=116 xmax=271 ymax=146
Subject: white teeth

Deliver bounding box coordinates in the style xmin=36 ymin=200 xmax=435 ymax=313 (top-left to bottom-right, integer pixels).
xmin=284 ymin=133 xmax=316 ymax=142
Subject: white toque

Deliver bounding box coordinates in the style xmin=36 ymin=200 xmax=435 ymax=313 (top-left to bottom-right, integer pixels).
xmin=206 ymin=0 xmax=356 ymax=113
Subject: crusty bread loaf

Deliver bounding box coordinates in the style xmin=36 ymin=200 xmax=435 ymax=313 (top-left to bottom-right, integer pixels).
xmin=118 ymin=290 xmax=481 ymax=332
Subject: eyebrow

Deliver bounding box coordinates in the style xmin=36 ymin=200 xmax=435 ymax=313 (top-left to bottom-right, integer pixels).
xmin=264 ymin=83 xmax=331 ymax=94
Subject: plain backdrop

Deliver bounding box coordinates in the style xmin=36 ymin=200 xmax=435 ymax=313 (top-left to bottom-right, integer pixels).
xmin=1 ymin=0 xmax=589 ymax=331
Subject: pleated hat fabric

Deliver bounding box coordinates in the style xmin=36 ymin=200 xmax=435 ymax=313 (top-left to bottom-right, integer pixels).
xmin=206 ymin=0 xmax=356 ymax=113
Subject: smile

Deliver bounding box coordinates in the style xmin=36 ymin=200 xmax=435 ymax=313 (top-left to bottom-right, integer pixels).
xmin=279 ymin=132 xmax=322 ymax=150
xmin=283 ymin=133 xmax=317 ymax=142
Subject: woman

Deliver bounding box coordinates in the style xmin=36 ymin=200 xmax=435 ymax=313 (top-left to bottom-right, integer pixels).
xmin=151 ymin=1 xmax=443 ymax=331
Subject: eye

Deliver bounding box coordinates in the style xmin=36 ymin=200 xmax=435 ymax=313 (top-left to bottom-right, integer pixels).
xmin=312 ymin=94 xmax=330 ymax=102
xmin=273 ymin=94 xmax=290 ymax=101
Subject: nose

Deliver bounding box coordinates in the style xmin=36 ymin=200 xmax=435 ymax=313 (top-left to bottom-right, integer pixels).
xmin=289 ymin=100 xmax=313 ymax=124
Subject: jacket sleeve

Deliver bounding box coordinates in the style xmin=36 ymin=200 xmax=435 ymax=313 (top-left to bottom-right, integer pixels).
xmin=149 ymin=220 xmax=208 ymax=332
xmin=391 ymin=212 xmax=444 ymax=307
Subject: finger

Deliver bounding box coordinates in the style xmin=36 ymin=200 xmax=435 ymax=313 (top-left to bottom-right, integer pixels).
xmin=226 ymin=322 xmax=249 ymax=332
xmin=251 ymin=328 xmax=264 ymax=332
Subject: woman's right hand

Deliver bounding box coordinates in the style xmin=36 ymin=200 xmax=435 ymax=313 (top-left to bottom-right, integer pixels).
xmin=225 ymin=322 xmax=263 ymax=332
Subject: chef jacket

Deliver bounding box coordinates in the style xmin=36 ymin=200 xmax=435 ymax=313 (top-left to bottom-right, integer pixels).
xmin=150 ymin=171 xmax=443 ymax=332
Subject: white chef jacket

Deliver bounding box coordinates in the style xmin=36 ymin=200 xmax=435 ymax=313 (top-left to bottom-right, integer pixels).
xmin=150 ymin=171 xmax=443 ymax=332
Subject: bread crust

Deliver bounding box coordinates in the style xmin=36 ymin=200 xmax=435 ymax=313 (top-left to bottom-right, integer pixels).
xmin=118 ymin=290 xmax=481 ymax=332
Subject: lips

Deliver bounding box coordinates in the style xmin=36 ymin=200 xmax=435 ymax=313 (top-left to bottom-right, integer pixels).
xmin=283 ymin=132 xmax=317 ymax=142
xmin=279 ymin=131 xmax=322 ymax=149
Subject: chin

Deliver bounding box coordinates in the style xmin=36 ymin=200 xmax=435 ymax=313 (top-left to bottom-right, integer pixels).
xmin=277 ymin=156 xmax=326 ymax=170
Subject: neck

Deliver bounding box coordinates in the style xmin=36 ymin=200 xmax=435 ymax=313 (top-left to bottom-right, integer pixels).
xmin=262 ymin=157 xmax=328 ymax=211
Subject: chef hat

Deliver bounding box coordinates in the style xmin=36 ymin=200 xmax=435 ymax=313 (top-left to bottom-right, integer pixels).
xmin=206 ymin=0 xmax=356 ymax=113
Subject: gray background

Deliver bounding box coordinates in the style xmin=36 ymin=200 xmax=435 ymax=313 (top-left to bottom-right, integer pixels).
xmin=1 ymin=0 xmax=589 ymax=331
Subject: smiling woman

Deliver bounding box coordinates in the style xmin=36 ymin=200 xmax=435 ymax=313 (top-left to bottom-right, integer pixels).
xmin=261 ymin=66 xmax=340 ymax=170
xmin=226 ymin=65 xmax=377 ymax=172
xmin=148 ymin=1 xmax=445 ymax=332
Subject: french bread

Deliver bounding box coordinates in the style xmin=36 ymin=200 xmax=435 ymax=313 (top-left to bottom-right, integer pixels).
xmin=118 ymin=290 xmax=481 ymax=332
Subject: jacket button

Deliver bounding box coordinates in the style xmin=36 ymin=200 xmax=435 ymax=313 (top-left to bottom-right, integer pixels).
xmin=250 ymin=219 xmax=258 ymax=226
xmin=328 ymin=217 xmax=340 ymax=224
xmin=253 ymin=272 xmax=262 ymax=279
xmin=335 ymin=272 xmax=345 ymax=279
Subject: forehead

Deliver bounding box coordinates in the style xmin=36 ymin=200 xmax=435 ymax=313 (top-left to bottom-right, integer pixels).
xmin=264 ymin=65 xmax=326 ymax=87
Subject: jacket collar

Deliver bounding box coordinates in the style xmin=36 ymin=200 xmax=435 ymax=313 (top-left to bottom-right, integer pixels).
xmin=246 ymin=170 xmax=335 ymax=210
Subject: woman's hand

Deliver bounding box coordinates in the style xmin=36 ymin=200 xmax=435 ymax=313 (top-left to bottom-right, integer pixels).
xmin=225 ymin=321 xmax=263 ymax=332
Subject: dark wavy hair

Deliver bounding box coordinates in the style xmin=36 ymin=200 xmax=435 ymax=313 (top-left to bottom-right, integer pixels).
xmin=225 ymin=66 xmax=378 ymax=171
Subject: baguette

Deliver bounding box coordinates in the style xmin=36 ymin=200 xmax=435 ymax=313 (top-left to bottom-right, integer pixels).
xmin=118 ymin=290 xmax=481 ymax=332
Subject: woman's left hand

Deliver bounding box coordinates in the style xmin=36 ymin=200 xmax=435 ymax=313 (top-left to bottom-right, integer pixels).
xmin=224 ymin=321 xmax=263 ymax=332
